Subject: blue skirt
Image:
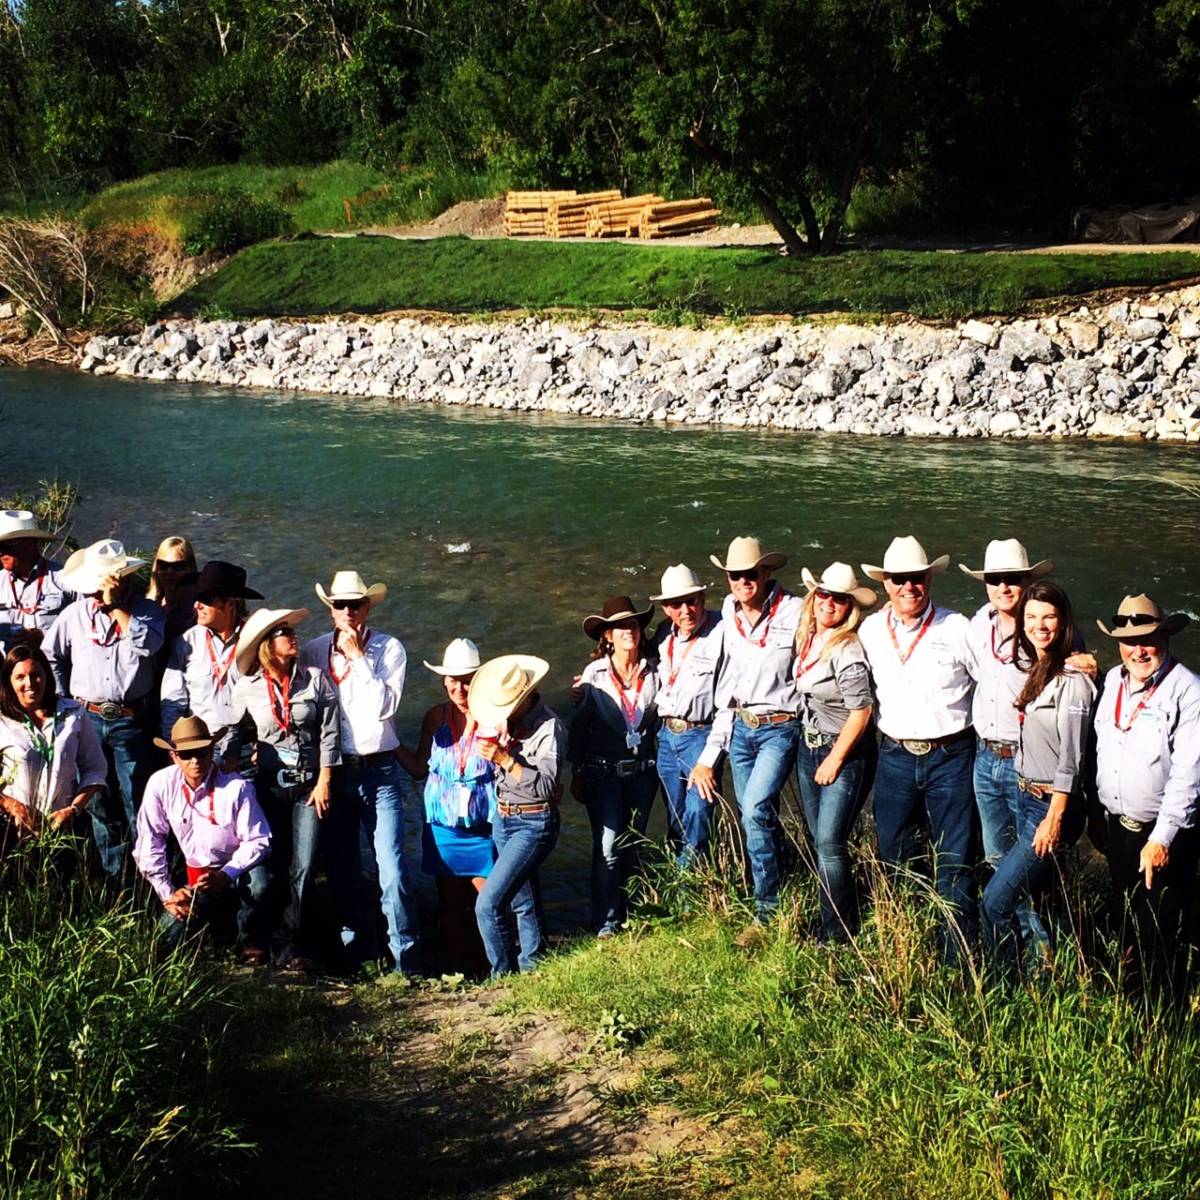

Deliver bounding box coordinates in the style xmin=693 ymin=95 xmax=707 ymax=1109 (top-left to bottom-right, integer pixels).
xmin=422 ymin=821 xmax=495 ymax=878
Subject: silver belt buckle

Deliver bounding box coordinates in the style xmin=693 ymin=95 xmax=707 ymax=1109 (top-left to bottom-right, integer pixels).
xmin=96 ymin=701 xmax=123 ymax=720
xmin=615 ymin=760 xmax=638 ymax=779
xmin=277 ymin=767 xmax=312 ymax=789
xmin=1118 ymin=814 xmax=1145 ymax=833
xmin=903 ymin=739 xmax=933 ymax=756
xmin=736 ymin=708 xmax=761 ymax=729
xmin=664 ymin=717 xmax=689 ymax=735
xmin=803 ymin=726 xmax=825 ymax=750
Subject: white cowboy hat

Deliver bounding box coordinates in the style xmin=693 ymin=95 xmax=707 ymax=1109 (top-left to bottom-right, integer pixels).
xmin=959 ymin=538 xmax=1053 ymax=582
xmin=0 ymin=510 xmax=53 ymax=544
xmin=467 ymin=654 xmax=549 ymax=728
xmin=709 ymin=536 xmax=786 ymax=573
xmin=315 ymin=570 xmax=387 ymax=607
xmin=861 ymin=536 xmax=949 ymax=583
xmin=801 ymin=563 xmax=877 ymax=608
xmin=1097 ymin=593 xmax=1189 ymax=640
xmin=60 ymin=539 xmax=147 ymax=595
xmin=235 ymin=607 xmax=310 ymax=675
xmin=423 ymin=637 xmax=482 ymax=676
xmin=649 ymin=563 xmax=708 ymax=603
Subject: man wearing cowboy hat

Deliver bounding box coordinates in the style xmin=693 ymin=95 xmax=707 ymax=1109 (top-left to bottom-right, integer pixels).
xmin=1089 ymin=594 xmax=1200 ymax=995
xmin=649 ymin=564 xmax=729 ymax=866
xmin=709 ymin=535 xmax=803 ymax=925
xmin=301 ymin=569 xmax=419 ymax=977
xmin=134 ymin=716 xmax=271 ymax=955
xmin=44 ymin=539 xmax=166 ymax=877
xmin=0 ymin=509 xmax=73 ymax=650
xmin=859 ymin=535 xmax=977 ymax=958
xmin=161 ymin=561 xmax=263 ymax=765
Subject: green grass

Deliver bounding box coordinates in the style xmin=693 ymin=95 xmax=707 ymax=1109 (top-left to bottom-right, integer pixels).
xmin=175 ymin=235 xmax=1200 ymax=321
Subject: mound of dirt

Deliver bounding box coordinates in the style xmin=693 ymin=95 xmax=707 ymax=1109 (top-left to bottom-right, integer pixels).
xmin=384 ymin=197 xmax=506 ymax=239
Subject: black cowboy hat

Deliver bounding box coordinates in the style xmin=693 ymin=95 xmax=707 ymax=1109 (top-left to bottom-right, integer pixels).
xmin=182 ymin=560 xmax=264 ymax=600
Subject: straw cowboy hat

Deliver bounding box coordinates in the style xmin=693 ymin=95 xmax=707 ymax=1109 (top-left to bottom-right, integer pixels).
xmin=709 ymin=536 xmax=786 ymax=573
xmin=582 ymin=595 xmax=655 ymax=641
xmin=801 ymin=562 xmax=877 ymax=608
xmin=1097 ymin=593 xmax=1189 ymax=640
xmin=423 ymin=637 xmax=482 ymax=676
xmin=60 ymin=539 xmax=147 ymax=595
xmin=959 ymin=538 xmax=1053 ymax=581
xmin=0 ymin=510 xmax=53 ymax=544
xmin=315 ymin=570 xmax=387 ymax=607
xmin=154 ymin=714 xmax=220 ymax=754
xmin=184 ymin=560 xmax=263 ymax=600
xmin=235 ymin=607 xmax=310 ymax=675
xmin=649 ymin=563 xmax=708 ymax=603
xmin=467 ymin=654 xmax=549 ymax=728
xmin=861 ymin=536 xmax=949 ymax=583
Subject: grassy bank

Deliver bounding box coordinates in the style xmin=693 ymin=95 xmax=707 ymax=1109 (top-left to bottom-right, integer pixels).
xmin=176 ymin=236 xmax=1200 ymax=321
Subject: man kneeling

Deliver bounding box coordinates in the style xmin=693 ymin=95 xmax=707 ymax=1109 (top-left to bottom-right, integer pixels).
xmin=134 ymin=715 xmax=271 ymax=958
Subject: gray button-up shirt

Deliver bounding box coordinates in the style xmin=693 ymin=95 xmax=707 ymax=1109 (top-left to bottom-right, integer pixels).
xmin=967 ymin=604 xmax=1023 ymax=743
xmin=497 ymin=698 xmax=565 ymax=806
xmin=796 ymin=632 xmax=874 ymax=736
xmin=1092 ymin=659 xmax=1200 ymax=847
xmin=713 ymin=582 xmax=803 ymax=719
xmin=44 ymin=597 xmax=166 ymax=704
xmin=160 ymin=624 xmax=245 ymax=741
xmin=229 ymin=664 xmax=341 ymax=773
xmin=651 ymin=610 xmax=730 ymax=767
xmin=1015 ymin=669 xmax=1095 ymax=793
xmin=568 ymin=655 xmax=658 ymax=766
xmin=0 ymin=559 xmax=73 ymax=638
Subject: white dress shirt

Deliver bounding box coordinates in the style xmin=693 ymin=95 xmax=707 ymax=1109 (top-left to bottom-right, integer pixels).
xmin=967 ymin=604 xmax=1024 ymax=742
xmin=651 ymin=610 xmax=730 ymax=768
xmin=859 ymin=603 xmax=974 ymax=740
xmin=0 ymin=699 xmax=107 ymax=813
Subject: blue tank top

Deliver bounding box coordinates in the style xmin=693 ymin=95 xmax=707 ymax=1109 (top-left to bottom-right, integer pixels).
xmin=423 ymin=715 xmax=496 ymax=829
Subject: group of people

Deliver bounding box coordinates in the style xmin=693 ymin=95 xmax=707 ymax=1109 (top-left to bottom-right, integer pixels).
xmin=1 ymin=504 xmax=1198 ymax=996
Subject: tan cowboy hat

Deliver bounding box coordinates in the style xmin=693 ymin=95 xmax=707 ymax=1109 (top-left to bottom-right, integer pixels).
xmin=235 ymin=607 xmax=310 ymax=675
xmin=315 ymin=570 xmax=387 ymax=607
xmin=582 ymin=595 xmax=655 ymax=641
xmin=709 ymin=536 xmax=786 ymax=573
xmin=467 ymin=654 xmax=549 ymax=728
xmin=959 ymin=538 xmax=1053 ymax=582
xmin=1097 ymin=593 xmax=1189 ymax=640
xmin=424 ymin=637 xmax=482 ymax=676
xmin=0 ymin=510 xmax=53 ymax=544
xmin=153 ymin=714 xmax=219 ymax=754
xmin=861 ymin=536 xmax=949 ymax=583
xmin=60 ymin=539 xmax=147 ymax=595
xmin=649 ymin=563 xmax=708 ymax=603
xmin=801 ymin=563 xmax=877 ymax=608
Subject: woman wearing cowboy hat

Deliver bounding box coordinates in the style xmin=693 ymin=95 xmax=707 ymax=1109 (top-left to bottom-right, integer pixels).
xmin=468 ymin=654 xmax=564 ymax=975
xmin=793 ymin=563 xmax=878 ymax=942
xmin=0 ymin=509 xmax=73 ymax=649
xmin=229 ymin=607 xmax=340 ymax=969
xmin=396 ymin=638 xmax=496 ymax=976
xmin=1089 ymin=593 xmax=1200 ymax=996
xmin=568 ymin=596 xmax=660 ymax=939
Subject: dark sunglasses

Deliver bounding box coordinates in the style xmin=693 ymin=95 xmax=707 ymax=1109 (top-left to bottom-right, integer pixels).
xmin=814 ymin=588 xmax=850 ymax=603
xmin=727 ymin=569 xmax=760 ymax=582
xmin=195 ymin=593 xmax=231 ymax=607
xmin=156 ymin=560 xmax=190 ymax=573
xmin=1111 ymin=613 xmax=1158 ymax=628
xmin=268 ymin=624 xmax=296 ymax=639
xmin=331 ymin=598 xmax=367 ymax=611
xmin=984 ymin=573 xmax=1028 ymax=587
xmin=664 ymin=593 xmax=704 ymax=607
xmin=176 ymin=746 xmax=213 ymax=761
xmin=885 ymin=572 xmax=927 ymax=586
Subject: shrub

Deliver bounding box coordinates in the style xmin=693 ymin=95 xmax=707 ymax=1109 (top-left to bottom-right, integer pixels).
xmin=180 ymin=189 xmax=291 ymax=256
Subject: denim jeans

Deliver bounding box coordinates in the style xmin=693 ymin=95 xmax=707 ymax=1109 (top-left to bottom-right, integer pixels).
xmin=477 ymin=805 xmax=560 ymax=976
xmin=974 ymin=741 xmax=1050 ymax=956
xmin=583 ymin=766 xmax=659 ymax=933
xmin=85 ymin=710 xmax=154 ymax=878
xmin=155 ymin=862 xmax=271 ymax=953
xmin=260 ymin=781 xmax=322 ymax=964
xmin=727 ymin=718 xmax=800 ymax=921
xmin=326 ymin=759 xmax=420 ymax=975
xmin=874 ymin=735 xmax=978 ymax=960
xmin=981 ymin=788 xmax=1082 ymax=972
xmin=796 ymin=734 xmax=877 ymax=942
xmin=656 ymin=725 xmax=713 ymax=867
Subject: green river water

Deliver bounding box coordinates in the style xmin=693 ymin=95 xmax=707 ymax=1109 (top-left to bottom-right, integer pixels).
xmin=5 ymin=367 xmax=1200 ymax=927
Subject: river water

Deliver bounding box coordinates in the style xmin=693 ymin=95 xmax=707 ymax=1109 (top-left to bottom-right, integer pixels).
xmin=5 ymin=367 xmax=1200 ymax=932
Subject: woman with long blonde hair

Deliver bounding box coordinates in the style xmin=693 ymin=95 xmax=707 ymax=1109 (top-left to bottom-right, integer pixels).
xmin=793 ymin=562 xmax=878 ymax=942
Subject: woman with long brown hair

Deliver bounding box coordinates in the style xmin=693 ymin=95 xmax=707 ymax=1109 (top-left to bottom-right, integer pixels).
xmin=981 ymin=580 xmax=1094 ymax=971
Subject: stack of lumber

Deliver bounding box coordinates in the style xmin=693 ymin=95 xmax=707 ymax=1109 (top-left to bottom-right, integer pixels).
xmin=545 ymin=190 xmax=622 ymax=238
xmin=503 ymin=190 xmax=577 ymax=237
xmin=585 ymin=194 xmax=664 ymax=238
xmin=638 ymin=198 xmax=721 ymax=239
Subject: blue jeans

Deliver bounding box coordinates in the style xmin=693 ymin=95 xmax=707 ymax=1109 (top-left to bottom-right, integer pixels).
xmin=477 ymin=805 xmax=560 ymax=976
xmin=974 ymin=741 xmax=1050 ymax=956
xmin=260 ymin=780 xmax=322 ymax=963
xmin=874 ymin=735 xmax=978 ymax=960
xmin=981 ymin=789 xmax=1083 ymax=971
xmin=583 ymin=765 xmax=659 ymax=933
xmin=656 ymin=725 xmax=714 ymax=867
xmin=85 ymin=710 xmax=154 ymax=878
xmin=796 ymin=734 xmax=877 ymax=942
xmin=327 ymin=759 xmax=420 ymax=975
xmin=156 ymin=863 xmax=271 ymax=952
xmin=727 ymin=718 xmax=800 ymax=921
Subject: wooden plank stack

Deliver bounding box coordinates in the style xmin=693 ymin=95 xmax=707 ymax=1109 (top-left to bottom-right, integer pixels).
xmin=639 ymin=198 xmax=721 ymax=239
xmin=545 ymin=190 xmax=622 ymax=238
xmin=503 ymin=190 xmax=577 ymax=237
xmin=585 ymin=194 xmax=664 ymax=238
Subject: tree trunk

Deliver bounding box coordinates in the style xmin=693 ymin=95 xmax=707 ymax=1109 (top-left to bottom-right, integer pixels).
xmin=819 ymin=113 xmax=872 ymax=254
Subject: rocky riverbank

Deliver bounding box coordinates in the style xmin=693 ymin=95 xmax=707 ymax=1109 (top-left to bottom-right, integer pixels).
xmin=78 ymin=288 xmax=1200 ymax=440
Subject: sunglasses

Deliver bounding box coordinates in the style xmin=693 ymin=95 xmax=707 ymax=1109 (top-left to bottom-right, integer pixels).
xmin=176 ymin=746 xmax=213 ymax=761
xmin=331 ymin=598 xmax=367 ymax=611
xmin=885 ymin=572 xmax=927 ymax=586
xmin=814 ymin=588 xmax=850 ymax=603
xmin=984 ymin=573 xmax=1028 ymax=587
xmin=268 ymin=625 xmax=296 ymax=639
xmin=663 ymin=593 xmax=704 ymax=608
xmin=1111 ymin=613 xmax=1159 ymax=628
xmin=727 ymin=569 xmax=760 ymax=582
xmin=156 ymin=560 xmax=190 ymax=573
xmin=195 ymin=594 xmax=231 ymax=607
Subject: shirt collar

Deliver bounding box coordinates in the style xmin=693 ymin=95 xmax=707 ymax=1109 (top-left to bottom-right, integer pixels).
xmin=1123 ymin=655 xmax=1174 ymax=695
xmin=891 ymin=601 xmax=932 ymax=631
xmin=180 ymin=764 xmax=216 ymax=800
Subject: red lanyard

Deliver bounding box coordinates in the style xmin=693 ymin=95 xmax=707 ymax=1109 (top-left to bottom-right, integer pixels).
xmin=664 ymin=619 xmax=704 ymax=688
xmin=265 ymin=671 xmax=292 ymax=735
xmin=609 ymin=664 xmax=645 ymax=730
xmin=5 ymin=567 xmax=44 ymax=615
xmin=990 ymin=619 xmax=1014 ymax=664
xmin=182 ymin=771 xmax=217 ymax=825
xmin=733 ymin=587 xmax=783 ymax=647
xmin=328 ymin=630 xmax=370 ymax=686
xmin=794 ymin=628 xmax=824 ymax=679
xmin=89 ymin=602 xmax=121 ymax=647
xmin=451 ymin=707 xmax=478 ymax=778
xmin=205 ymin=629 xmax=238 ymax=689
xmin=1114 ymin=663 xmax=1174 ymax=732
xmin=887 ymin=605 xmax=935 ymax=665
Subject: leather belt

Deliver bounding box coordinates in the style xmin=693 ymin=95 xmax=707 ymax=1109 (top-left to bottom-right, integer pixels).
xmin=980 ymin=738 xmax=1017 ymax=759
xmin=735 ymin=709 xmax=796 ymax=730
xmin=661 ymin=717 xmax=709 ymax=734
xmin=340 ymin=750 xmax=394 ymax=769
xmin=81 ymin=698 xmax=148 ymax=720
xmin=497 ymin=801 xmax=554 ymax=817
xmin=883 ymin=727 xmax=974 ymax=756
xmin=1017 ymin=775 xmax=1053 ymax=801
xmin=584 ymin=754 xmax=653 ymax=779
